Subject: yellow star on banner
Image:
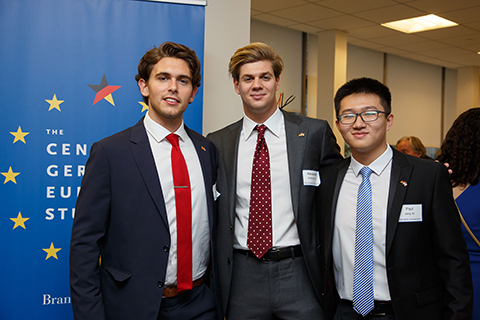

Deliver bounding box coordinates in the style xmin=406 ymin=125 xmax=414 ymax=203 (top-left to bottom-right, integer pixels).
xmin=46 ymin=94 xmax=64 ymax=111
xmin=1 ymin=167 xmax=20 ymax=184
xmin=10 ymin=212 xmax=29 ymax=230
xmin=43 ymin=243 xmax=61 ymax=260
xmin=138 ymin=101 xmax=149 ymax=113
xmin=10 ymin=126 xmax=30 ymax=144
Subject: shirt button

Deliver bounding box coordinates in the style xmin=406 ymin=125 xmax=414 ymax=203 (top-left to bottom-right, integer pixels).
xmin=157 ymin=281 xmax=164 ymax=288
xmin=163 ymin=246 xmax=169 ymax=252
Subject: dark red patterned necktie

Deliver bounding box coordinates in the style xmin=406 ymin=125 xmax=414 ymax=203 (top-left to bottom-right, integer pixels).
xmin=166 ymin=133 xmax=192 ymax=292
xmin=247 ymin=125 xmax=272 ymax=259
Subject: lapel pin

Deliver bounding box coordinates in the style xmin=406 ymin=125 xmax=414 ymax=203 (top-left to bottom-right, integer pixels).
xmin=298 ymin=133 xmax=305 ymax=137
xmin=201 ymin=146 xmax=206 ymax=152
xmin=400 ymin=180 xmax=407 ymax=187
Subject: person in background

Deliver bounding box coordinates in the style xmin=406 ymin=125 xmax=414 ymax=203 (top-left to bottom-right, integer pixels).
xmin=437 ymin=107 xmax=480 ymax=320
xmin=207 ymin=42 xmax=342 ymax=320
xmin=318 ymin=77 xmax=473 ymax=320
xmin=395 ymin=136 xmax=432 ymax=159
xmin=70 ymin=42 xmax=221 ymax=320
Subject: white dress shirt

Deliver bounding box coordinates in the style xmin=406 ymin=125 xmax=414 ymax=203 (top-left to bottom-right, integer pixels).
xmin=144 ymin=112 xmax=210 ymax=286
xmin=333 ymin=145 xmax=393 ymax=301
xmin=234 ymin=108 xmax=300 ymax=250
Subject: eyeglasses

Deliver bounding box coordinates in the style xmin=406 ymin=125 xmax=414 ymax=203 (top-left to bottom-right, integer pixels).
xmin=337 ymin=110 xmax=387 ymax=125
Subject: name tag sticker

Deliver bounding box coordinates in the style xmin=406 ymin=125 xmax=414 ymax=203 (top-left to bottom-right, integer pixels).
xmin=399 ymin=204 xmax=422 ymax=222
xmin=303 ymin=170 xmax=320 ymax=187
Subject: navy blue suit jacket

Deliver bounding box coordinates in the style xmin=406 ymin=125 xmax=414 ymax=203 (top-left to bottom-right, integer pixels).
xmin=70 ymin=118 xmax=220 ymax=320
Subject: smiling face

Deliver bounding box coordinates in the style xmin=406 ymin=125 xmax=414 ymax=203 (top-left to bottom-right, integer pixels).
xmin=138 ymin=57 xmax=197 ymax=132
xmin=234 ymin=60 xmax=280 ymax=123
xmin=336 ymin=93 xmax=394 ymax=165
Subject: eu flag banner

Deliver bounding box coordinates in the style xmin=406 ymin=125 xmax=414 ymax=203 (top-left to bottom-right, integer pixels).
xmin=0 ymin=0 xmax=205 ymax=319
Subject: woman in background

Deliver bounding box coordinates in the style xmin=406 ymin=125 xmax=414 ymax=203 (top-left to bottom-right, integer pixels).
xmin=437 ymin=107 xmax=480 ymax=319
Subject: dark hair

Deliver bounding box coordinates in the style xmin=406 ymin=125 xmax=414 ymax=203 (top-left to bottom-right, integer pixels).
xmin=228 ymin=42 xmax=284 ymax=81
xmin=437 ymin=107 xmax=480 ymax=187
xmin=334 ymin=77 xmax=391 ymax=116
xmin=135 ymin=42 xmax=201 ymax=104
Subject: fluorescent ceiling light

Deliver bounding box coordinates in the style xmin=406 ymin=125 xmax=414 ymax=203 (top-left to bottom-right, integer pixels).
xmin=381 ymin=14 xmax=458 ymax=34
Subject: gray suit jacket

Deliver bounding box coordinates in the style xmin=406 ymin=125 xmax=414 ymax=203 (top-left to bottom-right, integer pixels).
xmin=207 ymin=110 xmax=342 ymax=314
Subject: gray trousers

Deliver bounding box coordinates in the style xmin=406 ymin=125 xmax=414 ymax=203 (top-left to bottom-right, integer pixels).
xmin=226 ymin=251 xmax=325 ymax=320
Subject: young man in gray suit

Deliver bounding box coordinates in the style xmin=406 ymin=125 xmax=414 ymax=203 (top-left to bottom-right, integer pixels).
xmin=318 ymin=77 xmax=472 ymax=319
xmin=207 ymin=42 xmax=342 ymax=319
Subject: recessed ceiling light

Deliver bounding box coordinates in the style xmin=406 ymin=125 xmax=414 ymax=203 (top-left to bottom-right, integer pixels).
xmin=381 ymin=14 xmax=458 ymax=34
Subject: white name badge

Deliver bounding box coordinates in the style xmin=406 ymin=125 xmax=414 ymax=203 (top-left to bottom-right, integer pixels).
xmin=399 ymin=204 xmax=422 ymax=222
xmin=303 ymin=170 xmax=321 ymax=187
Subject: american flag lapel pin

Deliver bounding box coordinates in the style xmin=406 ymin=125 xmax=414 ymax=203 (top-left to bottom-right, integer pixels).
xmin=298 ymin=132 xmax=305 ymax=137
xmin=201 ymin=146 xmax=206 ymax=151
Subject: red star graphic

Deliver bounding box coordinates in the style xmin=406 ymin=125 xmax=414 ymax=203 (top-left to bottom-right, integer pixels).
xmin=88 ymin=74 xmax=121 ymax=105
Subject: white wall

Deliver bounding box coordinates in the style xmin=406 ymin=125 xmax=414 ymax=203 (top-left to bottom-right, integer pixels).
xmin=250 ymin=19 xmax=304 ymax=114
xmin=203 ymin=0 xmax=251 ymax=134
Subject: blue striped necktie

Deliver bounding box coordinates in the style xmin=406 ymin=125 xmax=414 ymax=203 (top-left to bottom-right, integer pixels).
xmin=353 ymin=166 xmax=374 ymax=316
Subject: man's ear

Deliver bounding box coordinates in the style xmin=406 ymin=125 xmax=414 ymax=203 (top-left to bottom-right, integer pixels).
xmin=189 ymin=86 xmax=198 ymax=104
xmin=233 ymin=78 xmax=240 ymax=95
xmin=138 ymin=79 xmax=149 ymax=97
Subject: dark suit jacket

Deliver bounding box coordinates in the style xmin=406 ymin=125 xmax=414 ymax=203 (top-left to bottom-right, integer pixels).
xmin=318 ymin=148 xmax=473 ymax=320
xmin=207 ymin=110 xmax=342 ymax=315
xmin=70 ymin=118 xmax=220 ymax=320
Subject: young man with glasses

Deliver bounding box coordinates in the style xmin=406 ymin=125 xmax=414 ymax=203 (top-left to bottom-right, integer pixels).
xmin=317 ymin=77 xmax=473 ymax=320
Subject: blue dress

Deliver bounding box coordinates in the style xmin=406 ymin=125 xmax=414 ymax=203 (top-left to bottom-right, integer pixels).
xmin=456 ymin=182 xmax=480 ymax=319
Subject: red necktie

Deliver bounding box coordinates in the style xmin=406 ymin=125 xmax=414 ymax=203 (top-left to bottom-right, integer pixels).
xmin=166 ymin=133 xmax=192 ymax=292
xmin=247 ymin=124 xmax=273 ymax=259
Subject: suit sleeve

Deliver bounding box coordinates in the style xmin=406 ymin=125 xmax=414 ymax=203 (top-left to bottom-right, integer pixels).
xmin=431 ymin=164 xmax=473 ymax=319
xmin=69 ymin=142 xmax=110 ymax=320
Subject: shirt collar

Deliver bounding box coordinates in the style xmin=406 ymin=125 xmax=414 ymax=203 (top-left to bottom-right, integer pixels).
xmin=351 ymin=144 xmax=393 ymax=177
xmin=242 ymin=107 xmax=283 ymax=141
xmin=144 ymin=112 xmax=187 ymax=143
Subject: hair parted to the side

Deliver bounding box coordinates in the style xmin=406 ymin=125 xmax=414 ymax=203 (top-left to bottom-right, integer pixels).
xmin=334 ymin=77 xmax=392 ymax=116
xmin=135 ymin=42 xmax=201 ymax=104
xmin=437 ymin=107 xmax=480 ymax=187
xmin=228 ymin=42 xmax=284 ymax=81
xmin=396 ymin=136 xmax=427 ymax=157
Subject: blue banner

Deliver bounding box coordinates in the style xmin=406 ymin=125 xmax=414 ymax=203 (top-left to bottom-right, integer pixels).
xmin=0 ymin=0 xmax=205 ymax=318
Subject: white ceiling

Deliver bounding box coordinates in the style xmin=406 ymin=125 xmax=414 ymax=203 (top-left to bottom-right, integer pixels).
xmin=251 ymin=0 xmax=480 ymax=69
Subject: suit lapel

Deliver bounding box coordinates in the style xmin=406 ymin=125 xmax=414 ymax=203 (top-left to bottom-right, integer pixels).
xmin=186 ymin=126 xmax=215 ymax=232
xmin=284 ymin=111 xmax=308 ymax=219
xmin=326 ymin=159 xmax=349 ymax=263
xmin=222 ymin=120 xmax=243 ymax=226
xmin=129 ymin=119 xmax=169 ymax=228
xmin=386 ymin=149 xmax=412 ymax=254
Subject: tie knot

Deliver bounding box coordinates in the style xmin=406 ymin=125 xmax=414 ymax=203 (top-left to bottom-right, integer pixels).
xmin=360 ymin=166 xmax=373 ymax=179
xmin=166 ymin=133 xmax=179 ymax=147
xmin=255 ymin=124 xmax=267 ymax=137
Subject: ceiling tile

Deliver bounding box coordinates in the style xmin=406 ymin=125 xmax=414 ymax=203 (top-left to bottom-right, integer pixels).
xmin=312 ymin=0 xmax=397 ymax=14
xmin=309 ymin=15 xmax=375 ymax=30
xmin=354 ymin=4 xmax=425 ymax=23
xmin=271 ymin=3 xmax=342 ymax=23
xmin=251 ymin=0 xmax=310 ymax=13
xmin=346 ymin=25 xmax=400 ymax=39
xmin=252 ymin=15 xmax=297 ymax=27
xmin=289 ymin=23 xmax=325 ymax=34
xmin=404 ymin=0 xmax=478 ymax=14
xmin=399 ymin=40 xmax=450 ymax=52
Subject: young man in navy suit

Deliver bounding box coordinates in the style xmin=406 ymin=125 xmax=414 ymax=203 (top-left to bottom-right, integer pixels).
xmin=207 ymin=42 xmax=342 ymax=319
xmin=318 ymin=77 xmax=472 ymax=320
xmin=70 ymin=42 xmax=220 ymax=320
